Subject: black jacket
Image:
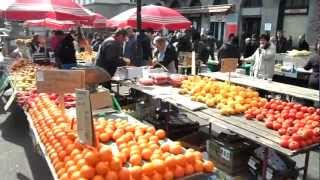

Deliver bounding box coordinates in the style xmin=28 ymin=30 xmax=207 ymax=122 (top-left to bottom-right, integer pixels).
xmin=95 ymin=37 xmax=126 ymax=77
xmin=298 ymin=40 xmax=309 ymax=51
xmin=304 ymin=54 xmax=320 ymax=90
xmin=218 ymin=42 xmax=240 ymax=64
xmin=55 ymin=34 xmax=76 ymax=65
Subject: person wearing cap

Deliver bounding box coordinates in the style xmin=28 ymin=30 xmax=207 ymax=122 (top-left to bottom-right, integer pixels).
xmin=152 ymin=36 xmax=178 ymax=73
xmin=95 ymin=29 xmax=130 ymax=89
xmin=243 ymin=34 xmax=276 ymax=79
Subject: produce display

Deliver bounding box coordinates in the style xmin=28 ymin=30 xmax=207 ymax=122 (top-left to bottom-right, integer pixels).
xmin=76 ymin=51 xmax=97 ymax=62
xmin=244 ymin=99 xmax=320 ymax=150
xmin=27 ymin=94 xmax=215 ymax=180
xmin=138 ymin=74 xmax=186 ymax=87
xmin=287 ymin=49 xmax=311 ymax=57
xmin=179 ymin=76 xmax=267 ymax=115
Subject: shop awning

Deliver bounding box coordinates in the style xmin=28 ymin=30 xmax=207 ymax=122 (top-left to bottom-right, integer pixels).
xmin=177 ymin=4 xmax=233 ymax=15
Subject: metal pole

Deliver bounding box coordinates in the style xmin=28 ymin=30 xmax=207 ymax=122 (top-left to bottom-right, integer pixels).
xmin=136 ymin=0 xmax=143 ymax=64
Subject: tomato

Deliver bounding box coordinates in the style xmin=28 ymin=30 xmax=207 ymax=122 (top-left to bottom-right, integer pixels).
xmin=316 ymin=108 xmax=320 ymax=115
xmin=287 ymin=127 xmax=298 ymax=135
xmin=306 ymin=139 xmax=313 ymax=146
xmin=299 ymin=106 xmax=307 ymax=113
xmin=276 ymin=117 xmax=284 ymax=123
xmin=288 ymin=113 xmax=296 ymax=119
xmin=307 ymin=107 xmax=316 ymax=114
xmin=292 ymin=133 xmax=302 ymax=141
xmin=299 ymin=140 xmax=306 ymax=148
xmin=303 ymin=129 xmax=314 ymax=139
xmin=270 ymin=103 xmax=277 ymax=110
xmin=313 ymin=127 xmax=320 ymax=136
xmin=278 ymin=128 xmax=287 ymax=136
xmin=272 ymin=122 xmax=282 ymax=130
xmin=264 ymin=103 xmax=271 ymax=109
xmin=311 ymin=114 xmax=320 ymax=121
xmin=283 ymin=106 xmax=291 ymax=111
xmin=280 ymin=138 xmax=289 ymax=148
xmin=245 ymin=113 xmax=254 ymax=120
xmin=276 ymin=105 xmax=284 ymax=111
xmin=265 ymin=120 xmax=273 ymax=129
xmin=282 ymin=120 xmax=293 ymax=128
xmin=293 ymin=104 xmax=302 ymax=110
xmin=313 ymin=136 xmax=320 ymax=143
xmin=288 ymin=140 xmax=300 ymax=150
xmin=256 ymin=114 xmax=264 ymax=121
xmin=253 ymin=109 xmax=261 ymax=116
xmin=295 ymin=112 xmax=304 ymax=120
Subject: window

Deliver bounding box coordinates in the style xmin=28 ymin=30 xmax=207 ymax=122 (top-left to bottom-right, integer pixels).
xmin=242 ymin=0 xmax=262 ymax=7
xmin=213 ymin=0 xmax=228 ymax=5
xmin=285 ymin=0 xmax=308 ymax=9
xmin=190 ymin=0 xmax=201 ymax=6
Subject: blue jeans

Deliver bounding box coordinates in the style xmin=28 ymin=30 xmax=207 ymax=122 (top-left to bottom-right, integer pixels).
xmin=61 ymin=63 xmax=77 ymax=69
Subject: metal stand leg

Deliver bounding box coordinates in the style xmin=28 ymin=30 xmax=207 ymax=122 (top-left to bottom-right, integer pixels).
xmin=262 ymin=147 xmax=269 ymax=180
xmin=302 ymin=151 xmax=310 ymax=180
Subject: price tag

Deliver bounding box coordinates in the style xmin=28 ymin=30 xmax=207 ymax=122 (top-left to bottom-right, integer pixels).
xmin=220 ymin=147 xmax=231 ymax=161
xmin=220 ymin=58 xmax=238 ymax=72
xmin=36 ymin=69 xmax=85 ymax=94
xmin=76 ymin=89 xmax=95 ymax=146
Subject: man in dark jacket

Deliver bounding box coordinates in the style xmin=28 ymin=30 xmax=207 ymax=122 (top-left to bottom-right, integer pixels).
xmin=55 ymin=33 xmax=77 ymax=69
xmin=218 ymin=34 xmax=241 ymax=69
xmin=276 ymin=31 xmax=288 ymax=53
xmin=297 ymin=34 xmax=309 ymax=51
xmin=96 ymin=29 xmax=130 ymax=89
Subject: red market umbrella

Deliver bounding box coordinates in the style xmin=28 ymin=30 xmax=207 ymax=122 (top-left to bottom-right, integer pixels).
xmin=0 ymin=0 xmax=91 ymax=21
xmin=24 ymin=18 xmax=76 ymax=30
xmin=81 ymin=9 xmax=108 ymax=29
xmin=108 ymin=5 xmax=191 ymax=30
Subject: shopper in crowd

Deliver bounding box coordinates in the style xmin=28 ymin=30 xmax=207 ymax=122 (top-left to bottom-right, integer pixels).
xmin=124 ymin=28 xmax=139 ymax=66
xmin=196 ymin=36 xmax=210 ymax=64
xmin=96 ymin=29 xmax=130 ymax=89
xmin=92 ymin=33 xmax=104 ymax=52
xmin=138 ymin=29 xmax=153 ymax=65
xmin=303 ymin=41 xmax=320 ymax=90
xmin=297 ymin=34 xmax=309 ymax=51
xmin=276 ymin=31 xmax=288 ymax=53
xmin=206 ymin=35 xmax=216 ymax=60
xmin=287 ymin=35 xmax=293 ymax=51
xmin=50 ymin=30 xmax=64 ymax=52
xmin=29 ymin=34 xmax=45 ymax=55
xmin=217 ymin=34 xmax=241 ymax=69
xmin=177 ymin=29 xmax=192 ymax=52
xmin=152 ymin=36 xmax=178 ymax=73
xmin=55 ymin=33 xmax=77 ymax=69
xmin=10 ymin=39 xmax=32 ymax=59
xmin=243 ymin=34 xmax=276 ymax=79
xmin=251 ymin=34 xmax=259 ymax=52
xmin=242 ymin=38 xmax=255 ymax=58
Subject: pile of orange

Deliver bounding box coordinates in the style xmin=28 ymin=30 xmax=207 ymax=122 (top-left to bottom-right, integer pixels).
xmin=28 ymin=93 xmax=215 ymax=180
xmin=179 ymin=76 xmax=267 ymax=115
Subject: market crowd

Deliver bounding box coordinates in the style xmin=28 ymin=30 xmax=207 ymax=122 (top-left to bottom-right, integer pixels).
xmin=8 ymin=28 xmax=320 ymax=90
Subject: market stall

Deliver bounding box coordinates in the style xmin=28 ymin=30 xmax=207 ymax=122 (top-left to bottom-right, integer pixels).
xmin=2 ymin=60 xmax=216 ymax=180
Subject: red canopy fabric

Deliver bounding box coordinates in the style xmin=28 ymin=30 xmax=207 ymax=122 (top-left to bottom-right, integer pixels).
xmin=0 ymin=0 xmax=91 ymax=21
xmin=108 ymin=5 xmax=191 ymax=30
xmin=81 ymin=8 xmax=108 ymax=29
xmin=24 ymin=18 xmax=75 ymax=30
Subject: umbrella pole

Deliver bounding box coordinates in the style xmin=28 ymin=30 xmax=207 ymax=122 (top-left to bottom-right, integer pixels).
xmin=136 ymin=0 xmax=143 ymax=65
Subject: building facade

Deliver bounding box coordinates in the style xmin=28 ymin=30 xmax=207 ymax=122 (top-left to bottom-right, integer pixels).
xmin=76 ymin=0 xmax=319 ymax=46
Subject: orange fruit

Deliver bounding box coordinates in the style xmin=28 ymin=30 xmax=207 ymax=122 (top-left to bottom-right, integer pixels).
xmin=130 ymin=154 xmax=142 ymax=166
xmin=92 ymin=175 xmax=105 ymax=180
xmin=60 ymin=172 xmax=69 ymax=180
xmin=147 ymin=127 xmax=156 ymax=134
xmin=185 ymin=163 xmax=195 ymax=175
xmin=175 ymin=154 xmax=186 ymax=166
xmin=203 ymin=160 xmax=214 ymax=173
xmin=70 ymin=149 xmax=81 ymax=159
xmin=164 ymin=156 xmax=176 ymax=169
xmin=110 ymin=157 xmax=122 ymax=171
xmin=95 ymin=162 xmax=109 ymax=175
xmin=77 ymin=158 xmax=86 ymax=168
xmin=152 ymin=159 xmax=165 ymax=173
xmin=65 ymin=160 xmax=76 ymax=169
xmin=142 ymin=162 xmax=154 ymax=176
xmin=152 ymin=172 xmax=163 ymax=180
xmin=185 ymin=152 xmax=195 ymax=164
xmin=160 ymin=143 xmax=170 ymax=152
xmin=99 ymin=145 xmax=113 ymax=161
xmin=84 ymin=150 xmax=100 ymax=166
xmin=105 ymin=170 xmax=118 ymax=180
xmin=67 ymin=165 xmax=79 ymax=176
xmin=174 ymin=165 xmax=185 ymax=178
xmin=149 ymin=136 xmax=159 ymax=143
xmin=193 ymin=151 xmax=203 ymax=160
xmin=155 ymin=129 xmax=166 ymax=139
xmin=129 ymin=166 xmax=142 ymax=180
xmin=141 ymin=148 xmax=152 ymax=160
xmin=57 ymin=168 xmax=67 ymax=178
xmin=119 ymin=167 xmax=130 ymax=180
xmin=99 ymin=132 xmax=111 ymax=143
xmin=80 ymin=164 xmax=96 ymax=179
xmin=194 ymin=160 xmax=204 ymax=173
xmin=58 ymin=150 xmax=67 ymax=160
xmin=163 ymin=169 xmax=174 ymax=180
xmin=141 ymin=175 xmax=151 ymax=180
xmin=150 ymin=153 xmax=163 ymax=161
xmin=169 ymin=144 xmax=183 ymax=155
xmin=70 ymin=171 xmax=82 ymax=180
